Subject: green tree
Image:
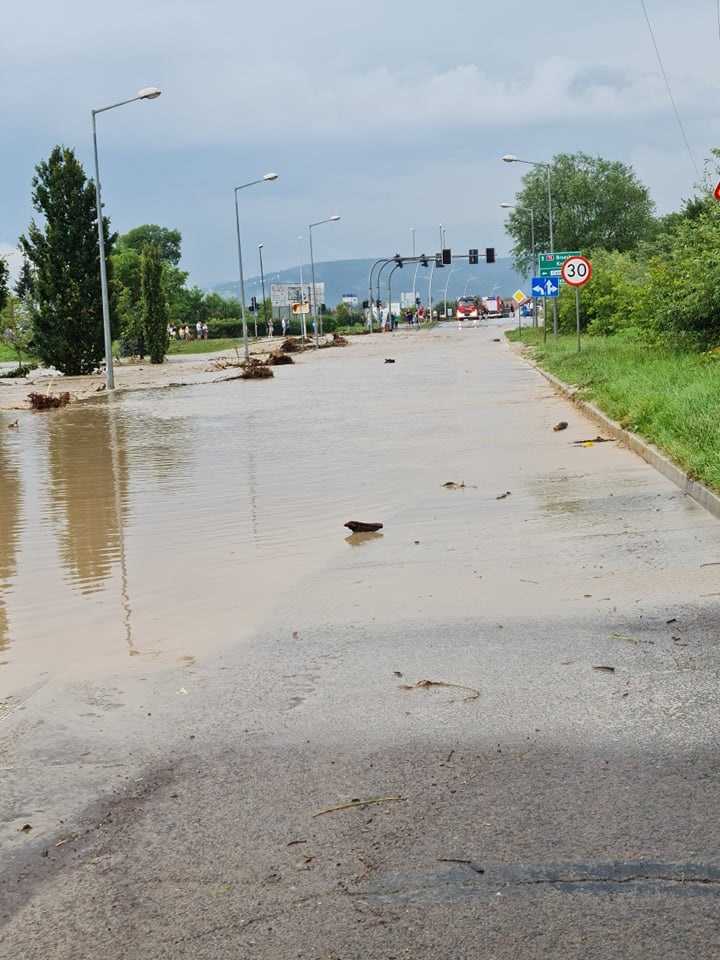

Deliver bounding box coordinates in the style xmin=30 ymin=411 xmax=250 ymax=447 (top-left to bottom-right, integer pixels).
xmin=112 ymin=225 xmax=189 ymax=350
xmin=1 ymin=293 xmax=33 ymax=369
xmin=555 ymin=248 xmax=648 ymax=337
xmin=0 ymin=258 xmax=8 ymax=314
xmin=20 ymin=145 xmax=113 ymax=375
xmin=14 ymin=258 xmax=35 ymax=306
xmin=141 ymin=243 xmax=169 ymax=363
xmin=505 ymin=152 xmax=656 ymax=275
xmin=117 ymin=225 xmax=182 ymax=265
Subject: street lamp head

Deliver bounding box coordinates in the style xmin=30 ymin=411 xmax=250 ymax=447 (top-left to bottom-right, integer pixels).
xmin=263 ymin=172 xmax=279 ymax=181
xmin=137 ymin=87 xmax=162 ymax=100
xmin=500 ymin=202 xmax=513 ymax=208
xmin=329 ymin=215 xmax=341 ymax=222
xmin=502 ymin=154 xmax=519 ymax=163
xmin=258 ymin=243 xmax=264 ymax=249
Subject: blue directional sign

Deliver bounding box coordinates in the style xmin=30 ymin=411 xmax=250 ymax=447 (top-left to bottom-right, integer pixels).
xmin=532 ymin=277 xmax=560 ymax=298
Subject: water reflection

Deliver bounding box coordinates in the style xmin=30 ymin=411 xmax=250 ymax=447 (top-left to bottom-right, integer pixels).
xmin=345 ymin=532 xmax=384 ymax=547
xmin=46 ymin=399 xmax=130 ymax=593
xmin=0 ymin=426 xmax=22 ymax=653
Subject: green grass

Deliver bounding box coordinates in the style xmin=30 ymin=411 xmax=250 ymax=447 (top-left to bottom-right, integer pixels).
xmin=166 ymin=337 xmax=242 ymax=356
xmin=508 ymin=329 xmax=720 ymax=492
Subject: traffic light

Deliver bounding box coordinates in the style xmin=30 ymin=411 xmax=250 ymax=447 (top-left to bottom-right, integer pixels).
xmin=468 ymin=248 xmax=479 ymax=265
xmin=485 ymin=247 xmax=495 ymax=264
xmin=415 ymin=297 xmax=421 ymax=306
xmin=442 ymin=248 xmax=452 ymax=265
xmin=362 ymin=300 xmax=369 ymax=310
xmin=435 ymin=253 xmax=444 ymax=267
xmin=393 ymin=253 xmax=403 ymax=268
xmin=420 ymin=255 xmax=428 ymax=267
xmin=376 ymin=299 xmax=381 ymax=308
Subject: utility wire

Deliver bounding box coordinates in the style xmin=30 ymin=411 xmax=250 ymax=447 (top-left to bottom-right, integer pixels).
xmin=640 ymin=0 xmax=700 ymax=176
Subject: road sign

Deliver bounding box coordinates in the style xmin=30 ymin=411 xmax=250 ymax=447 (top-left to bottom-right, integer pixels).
xmin=538 ymin=251 xmax=581 ymax=278
xmin=715 ymin=181 xmax=720 ymax=201
xmin=531 ymin=277 xmax=559 ymax=297
xmin=561 ymin=255 xmax=592 ymax=287
xmin=512 ymin=289 xmax=526 ymax=304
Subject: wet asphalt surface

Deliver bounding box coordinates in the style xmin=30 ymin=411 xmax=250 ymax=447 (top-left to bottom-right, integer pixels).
xmin=2 ymin=327 xmax=720 ymax=958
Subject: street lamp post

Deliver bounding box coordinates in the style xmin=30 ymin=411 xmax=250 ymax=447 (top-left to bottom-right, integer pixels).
xmin=443 ymin=265 xmax=458 ymax=318
xmin=502 ymin=153 xmax=556 ymax=335
xmin=234 ymin=173 xmax=278 ymax=360
xmin=501 ymin=201 xmax=538 ymax=328
xmin=92 ymin=86 xmax=161 ymax=390
xmin=258 ymin=244 xmax=267 ymax=335
xmin=308 ymin=215 xmax=340 ymax=349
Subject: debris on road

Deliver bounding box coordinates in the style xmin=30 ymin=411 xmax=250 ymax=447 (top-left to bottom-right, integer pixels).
xmin=312 ymin=796 xmax=407 ymax=817
xmin=398 ymin=679 xmax=480 ymax=701
xmin=345 ymin=520 xmax=383 ymax=533
xmin=28 ymin=391 xmax=71 ymax=409
xmin=573 ymin=436 xmax=616 ymax=445
xmin=553 ymin=421 xmax=569 ymax=431
xmin=496 ymin=490 xmax=512 ymax=500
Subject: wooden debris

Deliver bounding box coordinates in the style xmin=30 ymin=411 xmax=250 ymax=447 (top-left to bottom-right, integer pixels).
xmin=385 ymin=358 xmax=396 ymax=363
xmin=266 ymin=350 xmax=294 ymax=366
xmin=398 ymin=679 xmax=480 ymax=701
xmin=27 ymin=392 xmax=71 ymax=409
xmin=312 ymin=796 xmax=406 ymax=817
xmin=240 ymin=358 xmax=274 ymax=379
xmin=345 ymin=520 xmax=383 ymax=533
xmin=325 ymin=332 xmax=349 ymax=347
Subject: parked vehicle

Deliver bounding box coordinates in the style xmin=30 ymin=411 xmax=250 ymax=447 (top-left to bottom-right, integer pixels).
xmin=482 ymin=296 xmax=503 ymax=318
xmin=456 ymin=295 xmax=480 ymax=320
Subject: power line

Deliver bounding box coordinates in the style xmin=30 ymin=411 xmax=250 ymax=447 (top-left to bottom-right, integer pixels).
xmin=640 ymin=0 xmax=700 ymax=176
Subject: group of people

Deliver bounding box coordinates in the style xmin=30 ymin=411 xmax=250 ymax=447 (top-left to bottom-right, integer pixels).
xmin=168 ymin=322 xmax=209 ymax=340
xmin=376 ymin=308 xmax=423 ymax=332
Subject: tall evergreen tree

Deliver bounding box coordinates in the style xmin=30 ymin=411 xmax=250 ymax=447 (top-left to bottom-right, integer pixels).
xmin=141 ymin=243 xmax=169 ymax=363
xmin=0 ymin=258 xmax=9 ymax=314
xmin=19 ymin=145 xmax=115 ymax=375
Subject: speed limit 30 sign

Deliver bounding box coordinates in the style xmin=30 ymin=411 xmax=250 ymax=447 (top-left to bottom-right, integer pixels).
xmin=561 ymin=255 xmax=592 ymax=286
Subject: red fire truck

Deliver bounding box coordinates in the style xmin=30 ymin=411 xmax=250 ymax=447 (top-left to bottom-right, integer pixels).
xmin=455 ymin=295 xmax=480 ymax=320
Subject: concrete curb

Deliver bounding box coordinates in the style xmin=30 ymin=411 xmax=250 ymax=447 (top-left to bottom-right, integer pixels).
xmin=533 ymin=364 xmax=720 ymax=521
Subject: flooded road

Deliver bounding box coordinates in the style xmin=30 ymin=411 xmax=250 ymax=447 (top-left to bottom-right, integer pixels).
xmin=2 ymin=325 xmax=720 ymax=958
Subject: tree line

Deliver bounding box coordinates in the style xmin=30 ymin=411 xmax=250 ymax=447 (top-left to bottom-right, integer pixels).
xmin=503 ymin=149 xmax=720 ymax=346
xmin=4 ymin=146 xmax=720 ymax=375
xmin=0 ymin=146 xmax=265 ymax=374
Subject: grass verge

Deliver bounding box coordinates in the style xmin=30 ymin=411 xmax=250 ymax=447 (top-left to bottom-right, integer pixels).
xmin=507 ymin=328 xmax=720 ymax=493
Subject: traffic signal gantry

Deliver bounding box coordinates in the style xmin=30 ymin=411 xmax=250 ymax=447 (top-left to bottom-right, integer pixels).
xmin=366 ymin=248 xmax=496 ymax=327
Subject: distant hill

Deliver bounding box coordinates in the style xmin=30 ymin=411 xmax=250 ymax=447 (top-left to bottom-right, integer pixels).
xmin=206 ymin=256 xmax=527 ymax=309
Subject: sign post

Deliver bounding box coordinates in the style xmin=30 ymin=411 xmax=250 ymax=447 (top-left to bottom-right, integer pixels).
xmin=560 ymin=255 xmax=592 ymax=352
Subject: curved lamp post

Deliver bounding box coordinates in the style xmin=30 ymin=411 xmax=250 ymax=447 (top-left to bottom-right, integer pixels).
xmin=234 ymin=173 xmax=278 ymax=359
xmin=309 ymin=215 xmax=340 ymax=349
xmin=92 ymin=86 xmax=161 ymax=390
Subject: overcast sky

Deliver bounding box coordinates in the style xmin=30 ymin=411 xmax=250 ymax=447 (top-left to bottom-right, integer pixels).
xmin=2 ymin=1 xmax=719 ymax=289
